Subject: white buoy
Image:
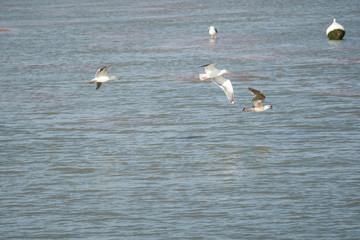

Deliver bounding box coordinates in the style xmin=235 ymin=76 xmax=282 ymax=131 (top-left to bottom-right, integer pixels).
xmin=326 ymin=18 xmax=345 ymax=40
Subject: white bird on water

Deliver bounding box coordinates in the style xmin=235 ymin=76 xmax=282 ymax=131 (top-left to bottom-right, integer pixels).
xmin=87 ymin=65 xmax=120 ymax=90
xmin=199 ymin=63 xmax=234 ymax=104
xmin=243 ymin=88 xmax=272 ymax=112
xmin=208 ymin=26 xmax=217 ymax=39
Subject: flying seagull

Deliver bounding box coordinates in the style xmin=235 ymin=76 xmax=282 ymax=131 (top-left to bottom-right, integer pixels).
xmin=243 ymin=87 xmax=272 ymax=112
xmin=208 ymin=26 xmax=217 ymax=39
xmin=87 ymin=65 xmax=120 ymax=90
xmin=199 ymin=63 xmax=234 ymax=104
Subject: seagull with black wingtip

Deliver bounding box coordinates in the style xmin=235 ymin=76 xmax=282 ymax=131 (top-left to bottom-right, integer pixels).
xmin=87 ymin=65 xmax=120 ymax=90
xmin=199 ymin=63 xmax=234 ymax=104
xmin=208 ymin=26 xmax=218 ymax=39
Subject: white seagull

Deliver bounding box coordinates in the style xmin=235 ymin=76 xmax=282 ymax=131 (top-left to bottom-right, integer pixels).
xmin=199 ymin=63 xmax=234 ymax=104
xmin=208 ymin=26 xmax=217 ymax=39
xmin=87 ymin=65 xmax=120 ymax=90
xmin=243 ymin=87 xmax=272 ymax=112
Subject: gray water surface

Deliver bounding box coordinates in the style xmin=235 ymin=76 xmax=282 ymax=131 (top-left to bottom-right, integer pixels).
xmin=1 ymin=0 xmax=360 ymax=239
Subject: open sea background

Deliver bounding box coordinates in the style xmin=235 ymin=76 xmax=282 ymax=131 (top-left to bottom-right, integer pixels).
xmin=1 ymin=0 xmax=359 ymax=239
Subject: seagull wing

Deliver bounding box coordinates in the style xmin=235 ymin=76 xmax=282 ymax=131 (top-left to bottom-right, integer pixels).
xmin=95 ymin=65 xmax=110 ymax=78
xmin=200 ymin=63 xmax=217 ymax=75
xmin=248 ymin=87 xmax=265 ymax=108
xmin=96 ymin=82 xmax=102 ymax=90
xmin=204 ymin=63 xmax=216 ymax=70
xmin=213 ymin=76 xmax=234 ymax=104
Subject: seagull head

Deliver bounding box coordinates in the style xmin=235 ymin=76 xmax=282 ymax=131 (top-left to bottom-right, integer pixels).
xmin=265 ymin=105 xmax=273 ymax=110
xmin=209 ymin=26 xmax=215 ymax=30
xmin=217 ymin=69 xmax=231 ymax=77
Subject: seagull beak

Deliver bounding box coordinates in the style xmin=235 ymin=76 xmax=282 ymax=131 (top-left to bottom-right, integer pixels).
xmin=227 ymin=71 xmax=231 ymax=76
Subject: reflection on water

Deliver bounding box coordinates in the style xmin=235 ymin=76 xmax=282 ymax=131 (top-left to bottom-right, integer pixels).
xmin=327 ymin=39 xmax=344 ymax=48
xmin=209 ymin=38 xmax=217 ymax=44
xmin=1 ymin=0 xmax=360 ymax=239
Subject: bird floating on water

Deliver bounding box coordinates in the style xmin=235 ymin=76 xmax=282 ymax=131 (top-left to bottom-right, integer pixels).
xmin=87 ymin=65 xmax=120 ymax=90
xmin=199 ymin=63 xmax=234 ymax=104
xmin=326 ymin=18 xmax=345 ymax=40
xmin=243 ymin=88 xmax=272 ymax=112
xmin=208 ymin=26 xmax=217 ymax=39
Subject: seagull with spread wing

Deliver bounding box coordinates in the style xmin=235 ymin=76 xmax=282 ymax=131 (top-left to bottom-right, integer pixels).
xmin=243 ymin=87 xmax=272 ymax=112
xmin=87 ymin=65 xmax=120 ymax=90
xmin=199 ymin=63 xmax=234 ymax=104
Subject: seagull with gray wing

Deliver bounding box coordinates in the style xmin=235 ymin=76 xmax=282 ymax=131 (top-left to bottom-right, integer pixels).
xmin=199 ymin=63 xmax=234 ymax=104
xmin=243 ymin=87 xmax=272 ymax=112
xmin=87 ymin=65 xmax=120 ymax=90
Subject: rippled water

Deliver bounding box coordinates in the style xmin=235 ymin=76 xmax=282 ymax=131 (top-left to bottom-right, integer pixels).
xmin=1 ymin=0 xmax=360 ymax=239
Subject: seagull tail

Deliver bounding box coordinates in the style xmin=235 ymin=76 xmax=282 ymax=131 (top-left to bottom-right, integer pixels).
xmin=199 ymin=74 xmax=208 ymax=81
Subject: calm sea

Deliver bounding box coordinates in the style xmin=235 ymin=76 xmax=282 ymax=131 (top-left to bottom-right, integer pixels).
xmin=1 ymin=0 xmax=359 ymax=239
